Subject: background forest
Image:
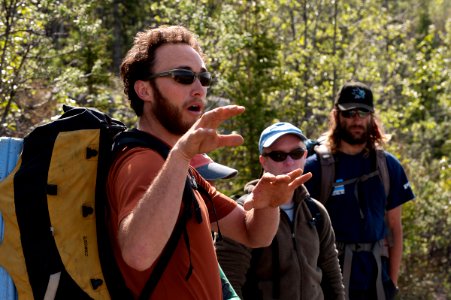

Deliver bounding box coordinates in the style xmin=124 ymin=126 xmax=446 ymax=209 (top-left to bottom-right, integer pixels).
xmin=1 ymin=0 xmax=450 ymax=298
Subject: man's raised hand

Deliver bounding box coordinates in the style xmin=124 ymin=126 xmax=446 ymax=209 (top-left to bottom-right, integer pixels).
xmin=243 ymin=169 xmax=312 ymax=211
xmin=175 ymin=105 xmax=245 ymax=160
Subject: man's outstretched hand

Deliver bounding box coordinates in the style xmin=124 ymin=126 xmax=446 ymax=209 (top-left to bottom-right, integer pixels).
xmin=174 ymin=105 xmax=245 ymax=160
xmin=243 ymin=169 xmax=312 ymax=211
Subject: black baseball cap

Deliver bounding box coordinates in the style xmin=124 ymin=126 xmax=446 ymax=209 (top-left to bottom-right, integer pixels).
xmin=335 ymin=81 xmax=374 ymax=112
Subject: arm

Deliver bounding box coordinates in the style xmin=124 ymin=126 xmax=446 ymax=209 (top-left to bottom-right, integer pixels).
xmin=386 ymin=206 xmax=403 ymax=286
xmin=118 ymin=105 xmax=245 ymax=271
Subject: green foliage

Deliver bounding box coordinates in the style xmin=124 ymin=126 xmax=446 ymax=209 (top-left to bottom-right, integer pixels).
xmin=0 ymin=0 xmax=450 ymax=297
xmin=0 ymin=0 xmax=116 ymax=136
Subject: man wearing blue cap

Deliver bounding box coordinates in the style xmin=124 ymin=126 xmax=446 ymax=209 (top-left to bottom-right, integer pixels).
xmin=216 ymin=122 xmax=345 ymax=300
xmin=304 ymin=81 xmax=415 ymax=300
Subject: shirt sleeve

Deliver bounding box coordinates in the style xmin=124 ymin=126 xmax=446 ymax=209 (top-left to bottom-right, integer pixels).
xmin=109 ymin=147 xmax=165 ymax=227
xmin=385 ymin=152 xmax=415 ymax=210
xmin=192 ymin=169 xmax=237 ymax=222
xmin=304 ymin=154 xmax=322 ymax=200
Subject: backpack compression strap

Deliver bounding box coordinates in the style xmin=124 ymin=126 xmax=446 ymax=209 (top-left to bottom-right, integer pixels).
xmin=112 ymin=129 xmax=200 ymax=300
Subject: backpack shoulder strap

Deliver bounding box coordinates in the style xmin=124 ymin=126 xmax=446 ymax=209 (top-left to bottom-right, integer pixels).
xmin=314 ymin=144 xmax=335 ymax=204
xmin=112 ymin=128 xmax=170 ymax=159
xmin=113 ymin=129 xmax=195 ymax=300
xmin=305 ymin=197 xmax=324 ymax=234
xmin=375 ymin=149 xmax=390 ymax=198
xmin=138 ymin=186 xmax=192 ymax=300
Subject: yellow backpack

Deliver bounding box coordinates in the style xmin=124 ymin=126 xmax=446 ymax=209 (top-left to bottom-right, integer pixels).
xmin=0 ymin=106 xmax=131 ymax=299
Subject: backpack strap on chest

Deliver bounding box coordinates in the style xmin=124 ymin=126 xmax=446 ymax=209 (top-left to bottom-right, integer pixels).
xmin=375 ymin=149 xmax=390 ymax=198
xmin=314 ymin=144 xmax=335 ymax=204
xmin=113 ymin=129 xmax=201 ymax=299
xmin=305 ymin=197 xmax=324 ymax=233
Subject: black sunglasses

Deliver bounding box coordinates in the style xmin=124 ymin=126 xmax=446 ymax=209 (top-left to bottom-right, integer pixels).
xmin=340 ymin=109 xmax=371 ymax=119
xmin=148 ymin=69 xmax=212 ymax=87
xmin=262 ymin=148 xmax=307 ymax=162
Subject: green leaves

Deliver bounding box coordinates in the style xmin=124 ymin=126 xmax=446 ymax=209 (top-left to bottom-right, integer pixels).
xmin=0 ymin=0 xmax=449 ymax=296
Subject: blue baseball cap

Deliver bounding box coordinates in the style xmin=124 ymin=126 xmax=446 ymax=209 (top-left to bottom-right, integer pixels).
xmin=258 ymin=122 xmax=307 ymax=153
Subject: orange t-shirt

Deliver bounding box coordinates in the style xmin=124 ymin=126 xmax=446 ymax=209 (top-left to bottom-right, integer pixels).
xmin=107 ymin=146 xmax=237 ymax=299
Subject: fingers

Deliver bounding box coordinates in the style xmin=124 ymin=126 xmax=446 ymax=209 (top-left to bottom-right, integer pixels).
xmin=186 ymin=128 xmax=244 ymax=153
xmin=197 ymin=105 xmax=245 ymax=129
xmin=260 ymin=168 xmax=304 ymax=185
xmin=244 ymin=169 xmax=311 ymax=211
xmin=289 ymin=172 xmax=312 ymax=187
xmin=217 ymin=134 xmax=244 ymax=148
xmin=243 ymin=199 xmax=254 ymax=211
xmin=177 ymin=105 xmax=245 ymax=157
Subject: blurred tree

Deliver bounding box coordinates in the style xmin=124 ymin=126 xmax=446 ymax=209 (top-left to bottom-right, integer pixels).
xmin=0 ymin=0 xmax=449 ymax=297
xmin=0 ymin=0 xmax=119 ymax=136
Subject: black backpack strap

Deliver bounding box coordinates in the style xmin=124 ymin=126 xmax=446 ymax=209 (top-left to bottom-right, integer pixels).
xmin=314 ymin=144 xmax=335 ymax=204
xmin=375 ymin=149 xmax=390 ymax=198
xmin=305 ymin=197 xmax=323 ymax=234
xmin=113 ymin=129 xmax=199 ymax=300
xmin=112 ymin=128 xmax=170 ymax=159
xmin=138 ymin=177 xmax=195 ymax=300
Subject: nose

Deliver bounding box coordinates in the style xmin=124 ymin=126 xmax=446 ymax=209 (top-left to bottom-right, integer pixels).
xmin=284 ymin=155 xmax=297 ymax=164
xmin=191 ymin=78 xmax=207 ymax=97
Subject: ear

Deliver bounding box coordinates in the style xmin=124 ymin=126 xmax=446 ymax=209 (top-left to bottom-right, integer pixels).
xmin=134 ymin=80 xmax=153 ymax=102
xmin=259 ymin=155 xmax=266 ymax=169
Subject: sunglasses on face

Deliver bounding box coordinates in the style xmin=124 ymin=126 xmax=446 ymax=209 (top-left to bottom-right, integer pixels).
xmin=148 ymin=69 xmax=212 ymax=87
xmin=340 ymin=109 xmax=371 ymax=119
xmin=262 ymin=147 xmax=307 ymax=162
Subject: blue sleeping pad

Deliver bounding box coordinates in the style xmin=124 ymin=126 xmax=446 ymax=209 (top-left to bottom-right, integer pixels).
xmin=0 ymin=137 xmax=23 ymax=300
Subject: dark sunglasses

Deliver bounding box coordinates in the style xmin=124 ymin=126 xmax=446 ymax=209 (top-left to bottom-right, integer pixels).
xmin=148 ymin=69 xmax=212 ymax=87
xmin=340 ymin=109 xmax=371 ymax=119
xmin=262 ymin=148 xmax=307 ymax=162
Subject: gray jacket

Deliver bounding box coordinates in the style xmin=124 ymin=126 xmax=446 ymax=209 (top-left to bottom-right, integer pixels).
xmin=215 ymin=180 xmax=345 ymax=300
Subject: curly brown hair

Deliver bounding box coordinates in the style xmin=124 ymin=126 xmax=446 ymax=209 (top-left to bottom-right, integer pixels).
xmin=120 ymin=25 xmax=204 ymax=116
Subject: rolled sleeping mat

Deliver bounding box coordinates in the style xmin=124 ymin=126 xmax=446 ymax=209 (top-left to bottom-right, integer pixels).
xmin=0 ymin=137 xmax=23 ymax=300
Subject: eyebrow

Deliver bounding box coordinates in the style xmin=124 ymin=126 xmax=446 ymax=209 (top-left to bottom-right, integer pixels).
xmin=267 ymin=146 xmax=305 ymax=152
xmin=177 ymin=65 xmax=208 ymax=72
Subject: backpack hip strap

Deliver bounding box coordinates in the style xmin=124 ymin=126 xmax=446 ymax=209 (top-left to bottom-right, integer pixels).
xmin=338 ymin=240 xmax=387 ymax=300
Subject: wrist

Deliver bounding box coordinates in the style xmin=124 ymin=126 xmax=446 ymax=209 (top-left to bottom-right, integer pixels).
xmin=170 ymin=145 xmax=192 ymax=162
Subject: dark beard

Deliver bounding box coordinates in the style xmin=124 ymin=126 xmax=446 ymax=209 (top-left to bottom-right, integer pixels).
xmin=339 ymin=123 xmax=369 ymax=145
xmin=151 ymin=83 xmax=193 ymax=136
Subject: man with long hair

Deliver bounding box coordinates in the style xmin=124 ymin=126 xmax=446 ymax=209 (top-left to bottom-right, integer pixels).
xmin=304 ymin=81 xmax=415 ymax=300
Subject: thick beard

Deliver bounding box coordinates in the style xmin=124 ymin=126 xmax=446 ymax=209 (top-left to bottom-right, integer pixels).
xmin=151 ymin=83 xmax=194 ymax=136
xmin=339 ymin=122 xmax=369 ymax=145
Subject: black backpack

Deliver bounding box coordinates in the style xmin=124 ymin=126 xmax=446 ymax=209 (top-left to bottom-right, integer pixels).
xmin=0 ymin=106 xmax=200 ymax=299
xmin=0 ymin=105 xmax=130 ymax=299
